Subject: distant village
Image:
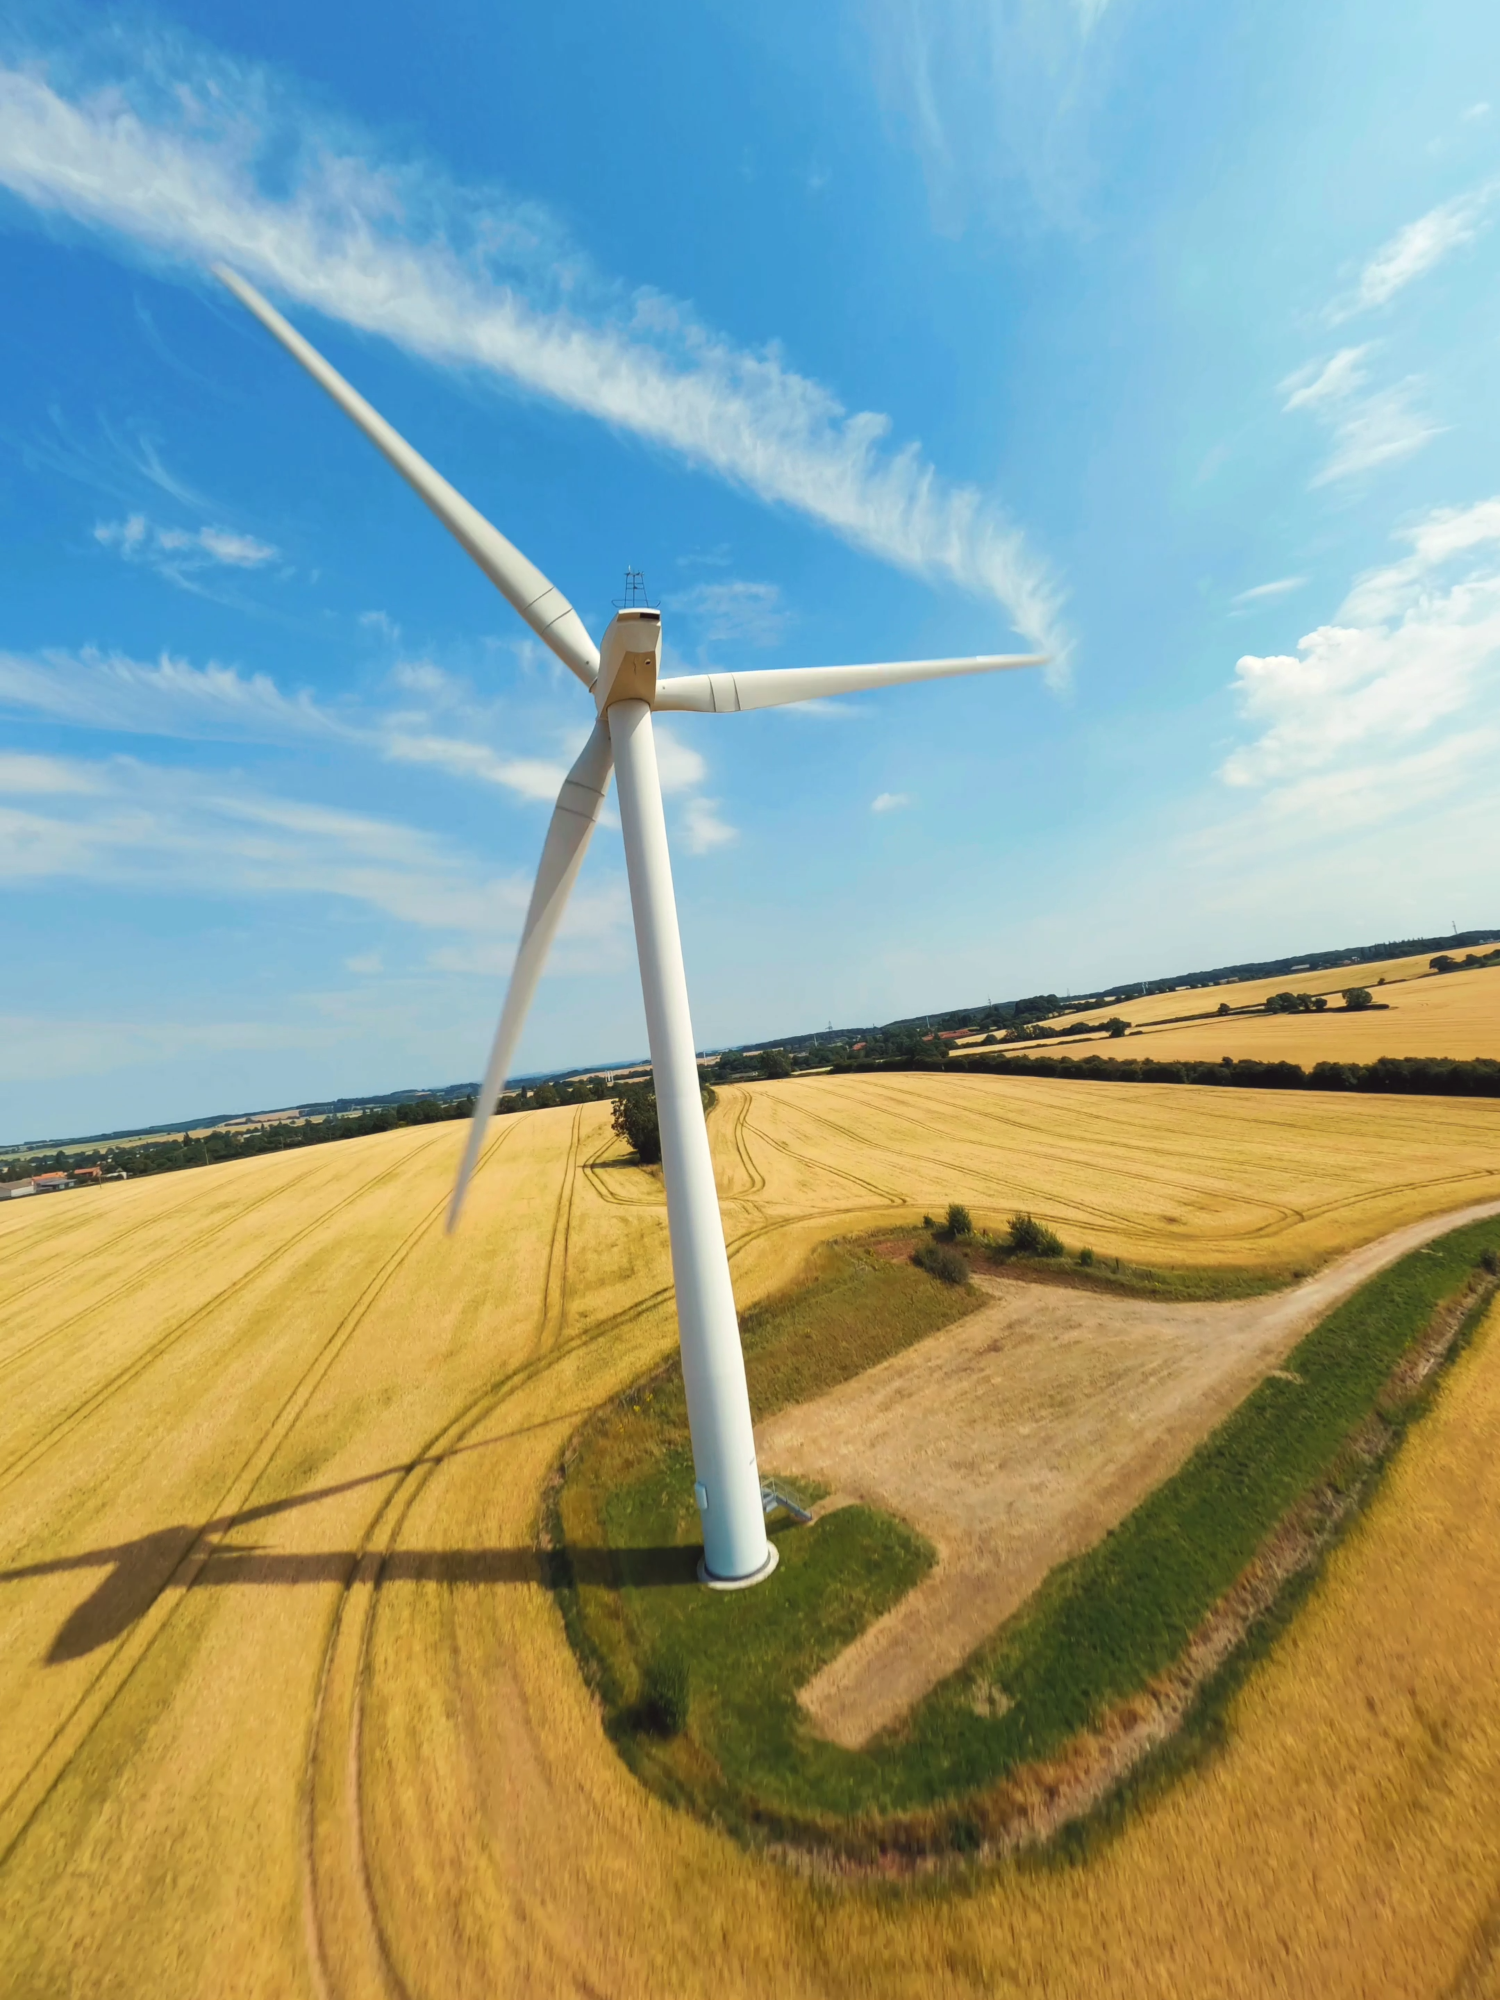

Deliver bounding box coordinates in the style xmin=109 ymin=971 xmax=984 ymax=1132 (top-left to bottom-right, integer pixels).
xmin=0 ymin=1162 xmax=128 ymax=1201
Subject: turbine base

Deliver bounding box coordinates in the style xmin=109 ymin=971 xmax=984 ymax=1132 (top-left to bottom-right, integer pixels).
xmin=697 ymin=1542 xmax=780 ymax=1591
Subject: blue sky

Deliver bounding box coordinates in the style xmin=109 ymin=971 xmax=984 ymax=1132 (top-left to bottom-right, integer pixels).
xmin=2 ymin=0 xmax=1498 ymax=1140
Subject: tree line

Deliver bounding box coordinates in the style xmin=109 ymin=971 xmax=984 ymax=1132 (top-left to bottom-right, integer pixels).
xmin=832 ymin=1049 xmax=1500 ymax=1099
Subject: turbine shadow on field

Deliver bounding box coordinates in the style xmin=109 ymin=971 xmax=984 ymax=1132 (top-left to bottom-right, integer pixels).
xmin=0 ymin=1444 xmax=694 ymax=1661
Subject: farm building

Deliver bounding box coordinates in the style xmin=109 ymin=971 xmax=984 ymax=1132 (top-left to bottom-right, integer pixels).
xmin=0 ymin=1178 xmax=36 ymax=1200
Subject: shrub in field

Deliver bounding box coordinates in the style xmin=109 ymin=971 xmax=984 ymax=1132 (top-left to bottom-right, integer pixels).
xmin=1008 ymin=1212 xmax=1064 ymax=1257
xmin=639 ymin=1651 xmax=690 ymax=1736
xmin=1078 ymin=1247 xmax=1095 ymax=1267
xmin=914 ymin=1241 xmax=970 ymax=1285
xmin=1342 ymin=988 xmax=1374 ymax=1010
xmin=761 ymin=1048 xmax=793 ymax=1079
xmin=611 ymin=1082 xmax=716 ymax=1165
xmin=611 ymin=1085 xmax=662 ymax=1164
xmin=944 ymin=1202 xmax=973 ymax=1239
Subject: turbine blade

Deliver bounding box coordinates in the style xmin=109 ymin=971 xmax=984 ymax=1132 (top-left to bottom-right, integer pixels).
xmin=652 ymin=653 xmax=1046 ymax=713
xmin=214 ymin=265 xmax=599 ymax=689
xmin=447 ymin=721 xmax=614 ymax=1231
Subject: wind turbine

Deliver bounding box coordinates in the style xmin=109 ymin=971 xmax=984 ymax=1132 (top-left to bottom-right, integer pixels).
xmin=217 ymin=267 xmax=1044 ymax=1587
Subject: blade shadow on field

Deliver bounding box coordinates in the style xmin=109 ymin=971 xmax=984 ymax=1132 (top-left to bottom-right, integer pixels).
xmin=0 ymin=1430 xmax=698 ymax=1663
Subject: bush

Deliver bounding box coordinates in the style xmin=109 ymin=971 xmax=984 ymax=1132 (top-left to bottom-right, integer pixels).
xmin=610 ymin=1080 xmax=717 ymax=1166
xmin=1342 ymin=988 xmax=1374 ymax=1011
xmin=1078 ymin=1246 xmax=1095 ymax=1267
xmin=1008 ymin=1212 xmax=1064 ymax=1257
xmin=639 ymin=1650 xmax=690 ymax=1736
xmin=913 ymin=1241 xmax=970 ymax=1285
xmin=1482 ymin=1248 xmax=1500 ymax=1277
xmin=945 ymin=1202 xmax=973 ymax=1239
xmin=1106 ymin=1017 xmax=1130 ymax=1037
xmin=761 ymin=1048 xmax=793 ymax=1079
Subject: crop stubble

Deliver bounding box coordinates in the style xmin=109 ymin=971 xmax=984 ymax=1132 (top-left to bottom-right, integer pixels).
xmin=1 ymin=1075 xmax=1499 ymax=1994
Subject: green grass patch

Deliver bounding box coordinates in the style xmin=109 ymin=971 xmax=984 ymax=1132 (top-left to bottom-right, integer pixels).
xmin=552 ymin=1219 xmax=1500 ymax=1856
xmin=550 ymin=1239 xmax=979 ymax=1812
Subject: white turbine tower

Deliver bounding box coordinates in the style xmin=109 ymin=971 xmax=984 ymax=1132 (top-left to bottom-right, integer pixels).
xmin=218 ymin=267 xmax=1043 ymax=1586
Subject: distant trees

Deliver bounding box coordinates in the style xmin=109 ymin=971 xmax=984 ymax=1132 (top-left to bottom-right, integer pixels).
xmin=1432 ymin=950 xmax=1500 ymax=973
xmin=1264 ymin=991 xmax=1328 ymax=1014
xmin=760 ymin=1049 xmax=793 ymax=1079
xmin=1342 ymin=988 xmax=1374 ymax=1011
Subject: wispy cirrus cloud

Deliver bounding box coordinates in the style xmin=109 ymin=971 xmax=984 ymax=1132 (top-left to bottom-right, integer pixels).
xmin=0 ymin=644 xmax=336 ymax=741
xmin=864 ymin=0 xmax=1120 ymax=237
xmin=0 ymin=38 xmax=1065 ymax=659
xmin=1278 ymin=345 xmax=1441 ymax=488
xmin=94 ymin=510 xmax=280 ymax=583
xmin=1280 ymin=346 xmax=1372 ymax=412
xmin=1230 ymin=577 xmax=1307 ymax=613
xmin=667 ymin=578 xmax=789 ymax=651
xmin=1338 ymin=179 xmax=1500 ymax=318
xmin=0 ymin=748 xmax=530 ymax=932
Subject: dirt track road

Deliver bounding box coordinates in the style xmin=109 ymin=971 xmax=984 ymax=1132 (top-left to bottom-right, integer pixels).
xmin=761 ymin=1197 xmax=1500 ymax=1749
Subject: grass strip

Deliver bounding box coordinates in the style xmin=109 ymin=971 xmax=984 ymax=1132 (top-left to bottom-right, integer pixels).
xmin=551 ymin=1218 xmax=1500 ymax=1858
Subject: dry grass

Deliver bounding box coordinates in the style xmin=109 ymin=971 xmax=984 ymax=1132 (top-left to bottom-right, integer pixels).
xmin=1 ymin=1079 xmax=1499 ymax=1995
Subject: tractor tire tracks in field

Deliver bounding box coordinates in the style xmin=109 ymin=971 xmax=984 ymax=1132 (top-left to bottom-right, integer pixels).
xmin=0 ymin=1124 xmax=507 ymax=1874
xmin=0 ymin=1135 xmax=455 ymax=1503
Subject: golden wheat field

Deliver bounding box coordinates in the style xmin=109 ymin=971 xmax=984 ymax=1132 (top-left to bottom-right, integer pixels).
xmin=3 ymin=1073 xmax=1500 ymax=1996
xmin=962 ymin=951 xmax=1499 ymax=1065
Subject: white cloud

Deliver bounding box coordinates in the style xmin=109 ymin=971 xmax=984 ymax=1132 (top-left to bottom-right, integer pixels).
xmin=1345 ymin=180 xmax=1498 ymax=314
xmin=871 ymin=791 xmax=912 ymax=812
xmin=863 ymin=0 xmax=1122 ymax=238
xmin=0 ymin=44 xmax=1065 ymax=657
xmin=380 ymin=730 xmax=569 ymax=803
xmin=0 ymin=751 xmax=101 ymax=794
xmin=95 ymin=511 xmax=279 ymax=581
xmin=344 ymin=952 xmax=383 ymax=975
xmin=1221 ymin=497 xmax=1500 ymax=829
xmin=681 ymin=797 xmax=737 ymax=854
xmin=0 ymin=644 xmax=337 ymax=741
xmin=0 ymin=752 xmax=537 ymax=933
xmin=1278 ymin=344 xmax=1441 ymax=488
xmin=1230 ymin=578 xmax=1307 ymax=612
xmin=1279 ymin=346 xmax=1371 ymax=412
xmin=1463 ymin=103 xmax=1491 ymax=123
xmin=668 ymin=579 xmax=788 ymax=650
xmin=650 ymin=723 xmax=709 ymax=795
xmin=1309 ymin=382 xmax=1444 ymax=486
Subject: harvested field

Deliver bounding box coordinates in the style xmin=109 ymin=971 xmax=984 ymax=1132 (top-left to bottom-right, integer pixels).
xmin=761 ymin=1198 xmax=1500 ymax=1746
xmin=967 ymin=953 xmax=1500 ymax=1065
xmin=3 ymin=1075 xmax=1500 ymax=1995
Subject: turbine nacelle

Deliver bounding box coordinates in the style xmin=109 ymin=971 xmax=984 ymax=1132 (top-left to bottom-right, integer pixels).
xmin=594 ymin=608 xmax=662 ymax=714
